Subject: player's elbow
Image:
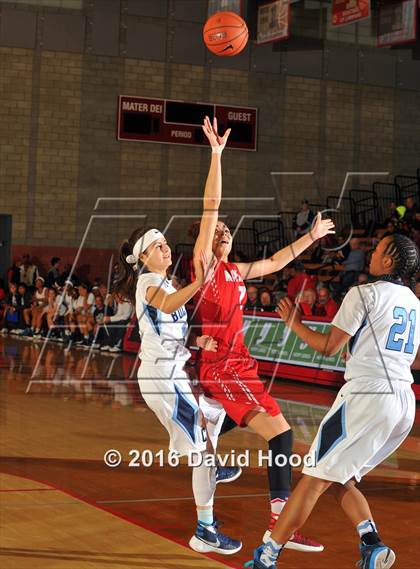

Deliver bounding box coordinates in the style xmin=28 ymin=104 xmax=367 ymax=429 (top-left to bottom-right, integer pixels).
xmin=322 ymin=339 xmax=341 ymax=357
xmin=204 ymin=197 xmax=220 ymax=210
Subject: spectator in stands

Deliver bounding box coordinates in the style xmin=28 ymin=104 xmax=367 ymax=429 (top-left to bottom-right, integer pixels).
xmin=0 ymin=278 xmax=5 ymax=303
xmin=315 ymin=287 xmax=338 ymax=319
xmin=89 ymin=295 xmax=107 ymax=349
xmin=99 ymin=283 xmax=115 ymax=314
xmin=1 ymin=282 xmax=21 ymax=334
xmin=272 ymin=267 xmax=294 ymax=293
xmin=335 ymin=238 xmax=365 ymax=294
xmin=31 ymin=277 xmax=48 ymax=338
xmin=413 ymin=211 xmax=420 ymax=231
xmin=111 ymin=261 xmax=120 ymax=284
xmin=412 ymin=213 xmax=420 ymax=249
xmin=287 ymin=261 xmax=317 ymax=300
xmin=404 ymin=196 xmax=419 ymax=225
xmin=298 ymin=288 xmax=317 ymax=317
xmin=293 ymin=200 xmax=315 ymax=237
xmin=258 ymin=288 xmax=276 ymax=312
xmin=58 ymin=263 xmax=80 ymax=287
xmin=59 ymin=281 xmax=78 ymax=337
xmin=18 ymin=283 xmax=33 ymax=334
xmin=74 ymin=283 xmax=95 ymax=345
xmin=382 ymin=221 xmax=399 ymax=238
xmin=19 ymin=254 xmax=39 ymax=288
xmin=100 ymin=294 xmax=132 ymax=353
xmin=245 ymin=285 xmax=259 ymax=309
xmin=384 ymin=201 xmax=401 ymax=226
xmin=45 ymin=288 xmax=61 ymax=338
xmin=46 ymin=257 xmax=61 ymax=288
xmin=93 ymin=276 xmax=103 ymax=288
xmin=7 ymin=258 xmax=21 ymax=286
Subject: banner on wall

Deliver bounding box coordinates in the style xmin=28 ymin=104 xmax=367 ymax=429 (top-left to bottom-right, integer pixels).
xmin=207 ymin=0 xmax=243 ymax=17
xmin=331 ymin=0 xmax=371 ymax=27
xmin=243 ymin=315 xmax=346 ymax=371
xmin=378 ymin=0 xmax=417 ymax=47
xmin=256 ymin=0 xmax=290 ymax=44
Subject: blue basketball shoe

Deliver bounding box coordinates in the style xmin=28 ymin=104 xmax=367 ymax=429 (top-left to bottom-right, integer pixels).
xmin=243 ymin=543 xmax=280 ymax=568
xmin=189 ymin=520 xmax=242 ymax=555
xmin=357 ymin=542 xmax=396 ymax=569
xmin=215 ymin=465 xmax=242 ymax=484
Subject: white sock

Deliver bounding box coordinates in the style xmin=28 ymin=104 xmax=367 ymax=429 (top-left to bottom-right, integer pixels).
xmin=271 ymin=497 xmax=288 ymax=516
xmin=192 ymin=452 xmax=216 ymax=525
xmin=261 ymin=538 xmax=283 ymax=565
xmin=357 ymin=519 xmax=377 ymax=538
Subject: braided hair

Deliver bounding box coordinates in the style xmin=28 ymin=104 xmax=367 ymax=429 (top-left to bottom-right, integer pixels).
xmin=379 ymin=234 xmax=420 ymax=291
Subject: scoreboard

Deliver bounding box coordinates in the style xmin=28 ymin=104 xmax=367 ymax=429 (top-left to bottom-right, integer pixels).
xmin=117 ymin=96 xmax=257 ymax=151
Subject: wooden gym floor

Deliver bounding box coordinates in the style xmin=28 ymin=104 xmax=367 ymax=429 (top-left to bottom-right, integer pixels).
xmin=1 ymin=336 xmax=419 ymax=568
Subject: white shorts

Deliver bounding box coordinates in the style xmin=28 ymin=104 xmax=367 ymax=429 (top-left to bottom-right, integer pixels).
xmin=302 ymin=379 xmax=416 ymax=484
xmin=138 ymin=362 xmax=226 ymax=457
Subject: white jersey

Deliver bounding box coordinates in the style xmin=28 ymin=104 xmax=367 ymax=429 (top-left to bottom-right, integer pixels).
xmin=332 ymin=281 xmax=420 ymax=384
xmin=136 ymin=272 xmax=190 ymax=365
xmin=74 ymin=292 xmax=95 ymax=309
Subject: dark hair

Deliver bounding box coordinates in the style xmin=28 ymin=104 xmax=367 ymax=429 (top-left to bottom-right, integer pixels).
xmin=18 ymin=282 xmax=27 ymax=290
xmin=113 ymin=226 xmax=148 ymax=305
xmin=188 ymin=220 xmax=201 ymax=241
xmin=382 ymin=234 xmax=420 ymax=291
xmin=51 ymin=257 xmax=60 ymax=266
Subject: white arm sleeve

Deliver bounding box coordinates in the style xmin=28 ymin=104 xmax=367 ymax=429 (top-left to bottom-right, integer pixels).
xmin=332 ymin=284 xmax=376 ymax=337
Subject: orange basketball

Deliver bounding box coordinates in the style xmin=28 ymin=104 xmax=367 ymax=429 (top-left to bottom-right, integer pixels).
xmin=203 ymin=11 xmax=248 ymax=57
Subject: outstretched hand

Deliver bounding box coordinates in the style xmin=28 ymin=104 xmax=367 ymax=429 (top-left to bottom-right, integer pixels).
xmin=277 ymin=296 xmax=302 ymax=327
xmin=202 ymin=115 xmax=231 ymax=154
xmin=310 ymin=212 xmax=335 ymax=241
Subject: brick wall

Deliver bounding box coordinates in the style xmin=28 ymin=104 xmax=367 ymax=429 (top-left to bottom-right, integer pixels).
xmin=1 ymin=1 xmax=419 ymax=257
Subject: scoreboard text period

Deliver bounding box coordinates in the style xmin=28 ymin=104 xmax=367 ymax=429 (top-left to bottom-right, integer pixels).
xmin=117 ymin=96 xmax=257 ymax=151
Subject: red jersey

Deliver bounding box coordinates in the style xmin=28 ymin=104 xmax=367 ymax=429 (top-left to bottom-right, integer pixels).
xmin=197 ymin=261 xmax=247 ymax=361
xmin=196 ymin=260 xmax=281 ymax=426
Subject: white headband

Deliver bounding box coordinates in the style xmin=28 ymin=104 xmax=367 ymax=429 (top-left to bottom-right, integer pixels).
xmin=126 ymin=229 xmax=165 ymax=266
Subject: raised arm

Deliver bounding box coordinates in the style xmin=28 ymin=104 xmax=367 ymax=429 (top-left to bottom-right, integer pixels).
xmin=277 ymin=296 xmax=350 ymax=357
xmin=236 ymin=212 xmax=335 ymax=281
xmin=193 ymin=116 xmax=231 ymax=263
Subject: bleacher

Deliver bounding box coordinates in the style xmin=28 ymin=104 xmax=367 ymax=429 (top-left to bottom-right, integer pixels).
xmin=171 ymin=169 xmax=420 ymax=291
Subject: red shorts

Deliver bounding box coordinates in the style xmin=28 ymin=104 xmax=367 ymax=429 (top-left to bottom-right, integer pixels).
xmin=199 ymin=355 xmax=281 ymax=427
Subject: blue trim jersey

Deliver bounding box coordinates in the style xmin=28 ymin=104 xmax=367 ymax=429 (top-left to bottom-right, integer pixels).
xmin=136 ymin=273 xmax=190 ymax=365
xmin=332 ymin=281 xmax=419 ymax=384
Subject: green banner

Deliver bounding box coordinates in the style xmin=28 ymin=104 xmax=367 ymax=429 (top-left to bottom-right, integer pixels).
xmin=243 ymin=315 xmax=345 ymax=371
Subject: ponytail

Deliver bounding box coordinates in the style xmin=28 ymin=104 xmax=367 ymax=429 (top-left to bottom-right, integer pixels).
xmin=113 ymin=227 xmax=148 ymax=305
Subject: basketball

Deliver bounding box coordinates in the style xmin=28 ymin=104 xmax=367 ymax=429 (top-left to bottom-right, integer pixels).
xmin=203 ymin=11 xmax=248 ymax=57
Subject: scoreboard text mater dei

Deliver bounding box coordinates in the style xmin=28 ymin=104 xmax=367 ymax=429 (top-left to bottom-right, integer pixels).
xmin=117 ymin=96 xmax=257 ymax=151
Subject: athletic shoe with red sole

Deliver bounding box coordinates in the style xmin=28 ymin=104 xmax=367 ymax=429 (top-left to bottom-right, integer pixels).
xmin=263 ymin=514 xmax=324 ymax=552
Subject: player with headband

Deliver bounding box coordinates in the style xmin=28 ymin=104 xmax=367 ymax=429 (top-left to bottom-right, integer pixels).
xmin=114 ymin=117 xmax=242 ymax=555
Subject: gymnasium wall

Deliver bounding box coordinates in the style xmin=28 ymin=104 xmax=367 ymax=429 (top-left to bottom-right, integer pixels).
xmin=1 ymin=0 xmax=420 ymax=251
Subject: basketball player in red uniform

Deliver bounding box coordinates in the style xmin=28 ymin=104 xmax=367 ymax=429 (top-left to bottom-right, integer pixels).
xmin=193 ymin=117 xmax=335 ymax=552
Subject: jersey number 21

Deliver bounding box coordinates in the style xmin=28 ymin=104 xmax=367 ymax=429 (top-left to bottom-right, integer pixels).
xmin=386 ymin=307 xmax=416 ymax=354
